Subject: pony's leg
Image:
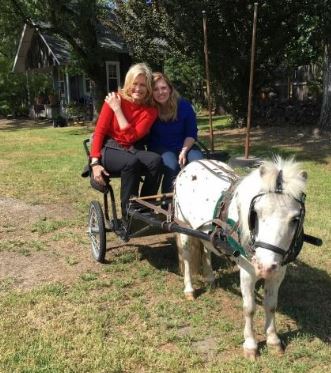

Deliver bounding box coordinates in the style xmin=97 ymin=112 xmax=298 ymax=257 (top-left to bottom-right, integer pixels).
xmin=264 ymin=268 xmax=286 ymax=354
xmin=176 ymin=233 xmax=195 ymax=300
xmin=240 ymin=268 xmax=258 ymax=360
xmin=202 ymin=245 xmax=215 ymax=286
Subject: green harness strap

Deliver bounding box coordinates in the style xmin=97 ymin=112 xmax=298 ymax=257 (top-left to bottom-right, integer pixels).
xmin=212 ymin=194 xmax=248 ymax=258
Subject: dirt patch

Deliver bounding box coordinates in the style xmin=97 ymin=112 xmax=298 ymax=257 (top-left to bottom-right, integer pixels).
xmin=0 ymin=197 xmax=74 ymax=227
xmin=0 ymin=196 xmax=173 ymax=291
xmin=0 ymin=196 xmax=96 ymax=290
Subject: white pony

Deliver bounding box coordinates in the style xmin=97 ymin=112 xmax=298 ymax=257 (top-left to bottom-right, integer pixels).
xmin=174 ymin=157 xmax=307 ymax=360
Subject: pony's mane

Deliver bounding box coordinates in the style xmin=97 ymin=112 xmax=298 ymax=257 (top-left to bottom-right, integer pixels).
xmin=258 ymin=156 xmax=307 ymax=198
xmin=234 ymin=156 xmax=307 ymax=245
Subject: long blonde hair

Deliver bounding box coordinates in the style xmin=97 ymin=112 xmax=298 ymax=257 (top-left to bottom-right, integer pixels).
xmin=152 ymin=72 xmax=180 ymax=121
xmin=121 ymin=63 xmax=154 ymax=105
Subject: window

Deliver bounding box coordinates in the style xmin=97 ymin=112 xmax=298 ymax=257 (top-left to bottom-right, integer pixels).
xmin=106 ymin=61 xmax=120 ymax=92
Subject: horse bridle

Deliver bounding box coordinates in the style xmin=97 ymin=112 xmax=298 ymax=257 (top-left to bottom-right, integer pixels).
xmin=248 ymin=189 xmax=306 ymax=266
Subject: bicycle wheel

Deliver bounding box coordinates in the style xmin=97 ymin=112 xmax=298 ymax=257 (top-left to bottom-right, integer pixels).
xmin=88 ymin=200 xmax=107 ymax=262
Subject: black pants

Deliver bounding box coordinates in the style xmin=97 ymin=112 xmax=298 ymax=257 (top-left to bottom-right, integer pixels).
xmin=102 ymin=147 xmax=162 ymax=215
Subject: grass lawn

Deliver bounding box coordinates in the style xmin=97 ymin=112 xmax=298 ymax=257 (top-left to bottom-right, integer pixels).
xmin=0 ymin=118 xmax=330 ymax=373
xmin=197 ymin=114 xmax=233 ymax=132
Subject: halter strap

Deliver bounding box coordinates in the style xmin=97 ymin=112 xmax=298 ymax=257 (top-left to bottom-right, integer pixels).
xmin=254 ymin=241 xmax=287 ymax=256
xmin=251 ymin=192 xmax=306 ymax=265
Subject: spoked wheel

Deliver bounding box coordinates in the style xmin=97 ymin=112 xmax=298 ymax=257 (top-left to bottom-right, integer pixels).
xmin=88 ymin=200 xmax=107 ymax=262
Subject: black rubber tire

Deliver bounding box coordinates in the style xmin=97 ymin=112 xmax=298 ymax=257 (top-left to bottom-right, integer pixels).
xmin=88 ymin=200 xmax=107 ymax=262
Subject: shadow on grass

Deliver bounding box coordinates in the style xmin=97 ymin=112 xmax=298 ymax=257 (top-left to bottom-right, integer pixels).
xmin=124 ymin=236 xmax=331 ymax=345
xmin=0 ymin=118 xmax=53 ymax=130
xmin=0 ymin=118 xmax=93 ymax=134
xmin=278 ymin=260 xmax=331 ymax=344
xmin=137 ymin=236 xmax=179 ymax=274
xmin=199 ymin=125 xmax=331 ymax=166
xmin=103 ymin=235 xmax=179 ymax=273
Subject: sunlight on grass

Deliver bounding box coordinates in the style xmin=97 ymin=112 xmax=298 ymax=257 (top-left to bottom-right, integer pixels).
xmin=0 ymin=119 xmax=330 ymax=372
xmin=197 ymin=114 xmax=232 ymax=132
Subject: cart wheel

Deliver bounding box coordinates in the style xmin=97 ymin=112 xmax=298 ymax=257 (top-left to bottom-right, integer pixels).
xmin=88 ymin=200 xmax=106 ymax=262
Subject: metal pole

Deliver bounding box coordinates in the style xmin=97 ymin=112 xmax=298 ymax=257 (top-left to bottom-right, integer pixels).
xmin=202 ymin=10 xmax=214 ymax=152
xmin=244 ymin=3 xmax=258 ymax=159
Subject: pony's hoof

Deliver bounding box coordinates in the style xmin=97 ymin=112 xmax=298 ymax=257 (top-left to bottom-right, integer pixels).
xmin=268 ymin=342 xmax=284 ymax=355
xmin=184 ymin=291 xmax=195 ymax=300
xmin=244 ymin=348 xmax=258 ymax=361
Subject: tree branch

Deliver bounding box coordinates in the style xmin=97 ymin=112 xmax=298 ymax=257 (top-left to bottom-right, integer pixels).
xmin=9 ymin=0 xmax=33 ymax=26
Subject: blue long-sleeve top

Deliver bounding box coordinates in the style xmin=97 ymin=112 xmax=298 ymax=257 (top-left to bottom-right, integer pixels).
xmin=148 ymin=98 xmax=198 ymax=152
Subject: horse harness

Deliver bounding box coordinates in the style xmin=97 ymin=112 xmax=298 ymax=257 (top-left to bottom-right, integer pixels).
xmin=213 ymin=169 xmax=306 ymax=266
xmin=247 ymin=170 xmax=306 ymax=265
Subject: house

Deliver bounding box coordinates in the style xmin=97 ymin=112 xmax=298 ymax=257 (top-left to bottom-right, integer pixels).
xmin=12 ymin=23 xmax=132 ymax=121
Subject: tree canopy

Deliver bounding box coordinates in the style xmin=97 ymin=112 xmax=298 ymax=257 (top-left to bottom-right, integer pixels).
xmin=1 ymin=0 xmax=330 ymax=129
xmin=2 ymin=0 xmax=121 ymax=109
xmin=115 ymin=0 xmax=330 ymax=128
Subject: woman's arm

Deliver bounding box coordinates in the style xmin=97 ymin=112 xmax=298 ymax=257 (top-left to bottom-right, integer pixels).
xmin=105 ymin=93 xmax=158 ymax=144
xmin=90 ymin=102 xmax=114 ymax=158
xmin=178 ymin=100 xmax=199 ymax=167
xmin=105 ymin=92 xmax=130 ymax=130
xmin=178 ymin=137 xmax=195 ymax=168
xmin=90 ymin=102 xmax=114 ymax=184
xmin=120 ymin=109 xmax=158 ymax=143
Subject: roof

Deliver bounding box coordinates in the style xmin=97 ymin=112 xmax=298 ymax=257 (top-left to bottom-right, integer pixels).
xmin=13 ymin=23 xmax=128 ymax=73
xmin=98 ymin=23 xmax=128 ymax=53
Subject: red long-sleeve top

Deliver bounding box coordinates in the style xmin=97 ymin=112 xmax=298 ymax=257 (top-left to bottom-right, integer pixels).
xmin=90 ymin=96 xmax=158 ymax=158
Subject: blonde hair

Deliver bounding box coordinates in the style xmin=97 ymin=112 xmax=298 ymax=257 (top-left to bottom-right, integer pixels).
xmin=121 ymin=63 xmax=153 ymax=105
xmin=152 ymin=72 xmax=180 ymax=121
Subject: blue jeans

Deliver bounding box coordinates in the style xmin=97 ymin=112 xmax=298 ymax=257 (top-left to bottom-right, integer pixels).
xmin=150 ymin=145 xmax=203 ymax=193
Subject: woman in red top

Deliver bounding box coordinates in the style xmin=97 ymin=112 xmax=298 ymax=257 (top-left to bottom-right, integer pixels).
xmin=90 ymin=63 xmax=162 ymax=217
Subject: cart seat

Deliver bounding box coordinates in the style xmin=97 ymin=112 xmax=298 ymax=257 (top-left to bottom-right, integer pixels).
xmin=81 ymin=138 xmax=122 ymax=194
xmin=81 ymin=138 xmax=145 ymax=194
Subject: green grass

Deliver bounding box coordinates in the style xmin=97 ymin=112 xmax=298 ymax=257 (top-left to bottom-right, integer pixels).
xmin=197 ymin=114 xmax=232 ymax=132
xmin=0 ymin=119 xmax=330 ymax=372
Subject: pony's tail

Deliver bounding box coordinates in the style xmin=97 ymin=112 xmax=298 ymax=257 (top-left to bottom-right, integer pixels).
xmin=176 ymin=234 xmax=203 ymax=277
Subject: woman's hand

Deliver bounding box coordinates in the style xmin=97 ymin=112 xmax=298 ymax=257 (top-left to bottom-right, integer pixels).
xmin=105 ymin=92 xmax=121 ymax=112
xmin=105 ymin=92 xmax=130 ymax=130
xmin=178 ymin=148 xmax=187 ymax=169
xmin=178 ymin=138 xmax=195 ymax=168
xmin=92 ymin=164 xmax=109 ymax=186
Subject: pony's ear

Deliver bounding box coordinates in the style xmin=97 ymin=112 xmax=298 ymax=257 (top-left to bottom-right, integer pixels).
xmin=259 ymin=165 xmax=267 ymax=177
xmin=259 ymin=164 xmax=274 ymax=177
xmin=300 ymin=170 xmax=308 ymax=181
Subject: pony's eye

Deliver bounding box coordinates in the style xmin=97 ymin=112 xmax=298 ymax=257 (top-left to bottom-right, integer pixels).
xmin=290 ymin=216 xmax=300 ymax=224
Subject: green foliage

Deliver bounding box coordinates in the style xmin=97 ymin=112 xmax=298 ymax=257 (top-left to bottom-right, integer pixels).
xmin=0 ymin=0 xmax=123 ymax=110
xmin=115 ymin=0 xmax=329 ymax=122
xmin=0 ymin=55 xmax=53 ymax=116
xmin=1 ymin=0 xmax=330 ymax=123
xmin=164 ymin=55 xmax=205 ymax=103
xmin=0 ymin=0 xmax=55 ymax=116
xmin=0 ymin=55 xmax=26 ymax=116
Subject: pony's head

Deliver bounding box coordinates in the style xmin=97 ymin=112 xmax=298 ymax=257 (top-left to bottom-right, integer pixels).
xmin=236 ymin=157 xmax=307 ymax=278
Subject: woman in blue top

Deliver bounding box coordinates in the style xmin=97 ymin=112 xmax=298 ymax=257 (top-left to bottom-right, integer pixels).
xmin=148 ymin=72 xmax=203 ymax=193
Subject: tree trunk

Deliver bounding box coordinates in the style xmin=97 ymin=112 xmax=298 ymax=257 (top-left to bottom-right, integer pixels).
xmin=319 ymin=42 xmax=331 ymax=130
xmin=86 ymin=67 xmax=107 ymax=121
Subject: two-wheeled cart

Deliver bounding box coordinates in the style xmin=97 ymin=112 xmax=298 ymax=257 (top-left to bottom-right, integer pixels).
xmin=82 ymin=139 xmax=322 ymax=263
